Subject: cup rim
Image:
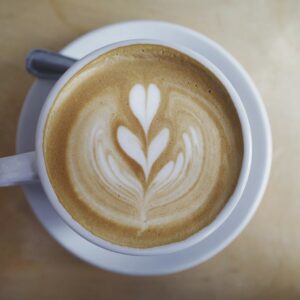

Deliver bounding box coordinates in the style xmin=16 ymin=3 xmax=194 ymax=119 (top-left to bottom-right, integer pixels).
xmin=35 ymin=39 xmax=252 ymax=256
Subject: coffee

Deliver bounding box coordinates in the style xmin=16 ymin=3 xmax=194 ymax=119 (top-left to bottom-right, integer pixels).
xmin=44 ymin=44 xmax=243 ymax=248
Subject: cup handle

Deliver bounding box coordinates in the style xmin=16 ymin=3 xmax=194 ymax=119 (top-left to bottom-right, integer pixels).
xmin=0 ymin=152 xmax=38 ymax=187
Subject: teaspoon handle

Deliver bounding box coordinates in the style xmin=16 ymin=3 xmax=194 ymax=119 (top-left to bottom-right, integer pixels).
xmin=26 ymin=49 xmax=77 ymax=80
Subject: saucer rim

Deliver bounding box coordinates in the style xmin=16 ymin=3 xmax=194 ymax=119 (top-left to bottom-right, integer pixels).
xmin=16 ymin=20 xmax=272 ymax=276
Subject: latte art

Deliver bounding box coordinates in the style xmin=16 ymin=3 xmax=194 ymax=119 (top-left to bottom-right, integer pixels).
xmin=44 ymin=45 xmax=244 ymax=248
xmin=70 ymin=83 xmax=204 ymax=229
xmin=118 ymin=84 xmax=169 ymax=181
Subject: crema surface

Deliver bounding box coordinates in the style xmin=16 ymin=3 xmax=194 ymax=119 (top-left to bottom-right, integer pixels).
xmin=44 ymin=45 xmax=243 ymax=248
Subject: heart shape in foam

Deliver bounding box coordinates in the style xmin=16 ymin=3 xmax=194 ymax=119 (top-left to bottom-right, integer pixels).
xmin=129 ymin=83 xmax=160 ymax=136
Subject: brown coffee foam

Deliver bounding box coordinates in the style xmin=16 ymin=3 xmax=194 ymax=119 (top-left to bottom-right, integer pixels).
xmin=43 ymin=44 xmax=243 ymax=248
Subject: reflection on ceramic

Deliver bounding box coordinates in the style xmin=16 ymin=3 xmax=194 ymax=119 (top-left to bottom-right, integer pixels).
xmin=17 ymin=20 xmax=271 ymax=276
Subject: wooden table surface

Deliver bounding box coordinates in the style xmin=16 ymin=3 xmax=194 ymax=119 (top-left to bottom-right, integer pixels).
xmin=0 ymin=1 xmax=299 ymax=299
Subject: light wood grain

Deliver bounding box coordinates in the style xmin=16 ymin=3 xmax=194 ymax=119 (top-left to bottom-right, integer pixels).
xmin=0 ymin=0 xmax=299 ymax=299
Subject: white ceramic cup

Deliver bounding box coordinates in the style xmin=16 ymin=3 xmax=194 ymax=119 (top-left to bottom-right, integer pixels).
xmin=0 ymin=39 xmax=252 ymax=256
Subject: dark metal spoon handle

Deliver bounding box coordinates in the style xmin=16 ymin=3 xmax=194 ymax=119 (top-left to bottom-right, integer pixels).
xmin=26 ymin=49 xmax=77 ymax=80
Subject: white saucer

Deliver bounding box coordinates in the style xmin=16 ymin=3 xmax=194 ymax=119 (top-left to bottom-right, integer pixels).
xmin=16 ymin=21 xmax=272 ymax=276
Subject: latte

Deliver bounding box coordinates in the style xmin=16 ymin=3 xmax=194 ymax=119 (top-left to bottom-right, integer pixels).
xmin=43 ymin=44 xmax=243 ymax=248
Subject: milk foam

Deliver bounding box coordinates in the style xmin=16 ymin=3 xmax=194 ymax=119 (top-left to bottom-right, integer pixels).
xmin=44 ymin=44 xmax=243 ymax=247
xmin=67 ymin=83 xmax=204 ymax=228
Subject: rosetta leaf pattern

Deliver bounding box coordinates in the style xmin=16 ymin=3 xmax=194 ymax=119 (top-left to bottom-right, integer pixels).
xmin=117 ymin=84 xmax=169 ymax=180
xmin=112 ymin=83 xmax=203 ymax=226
